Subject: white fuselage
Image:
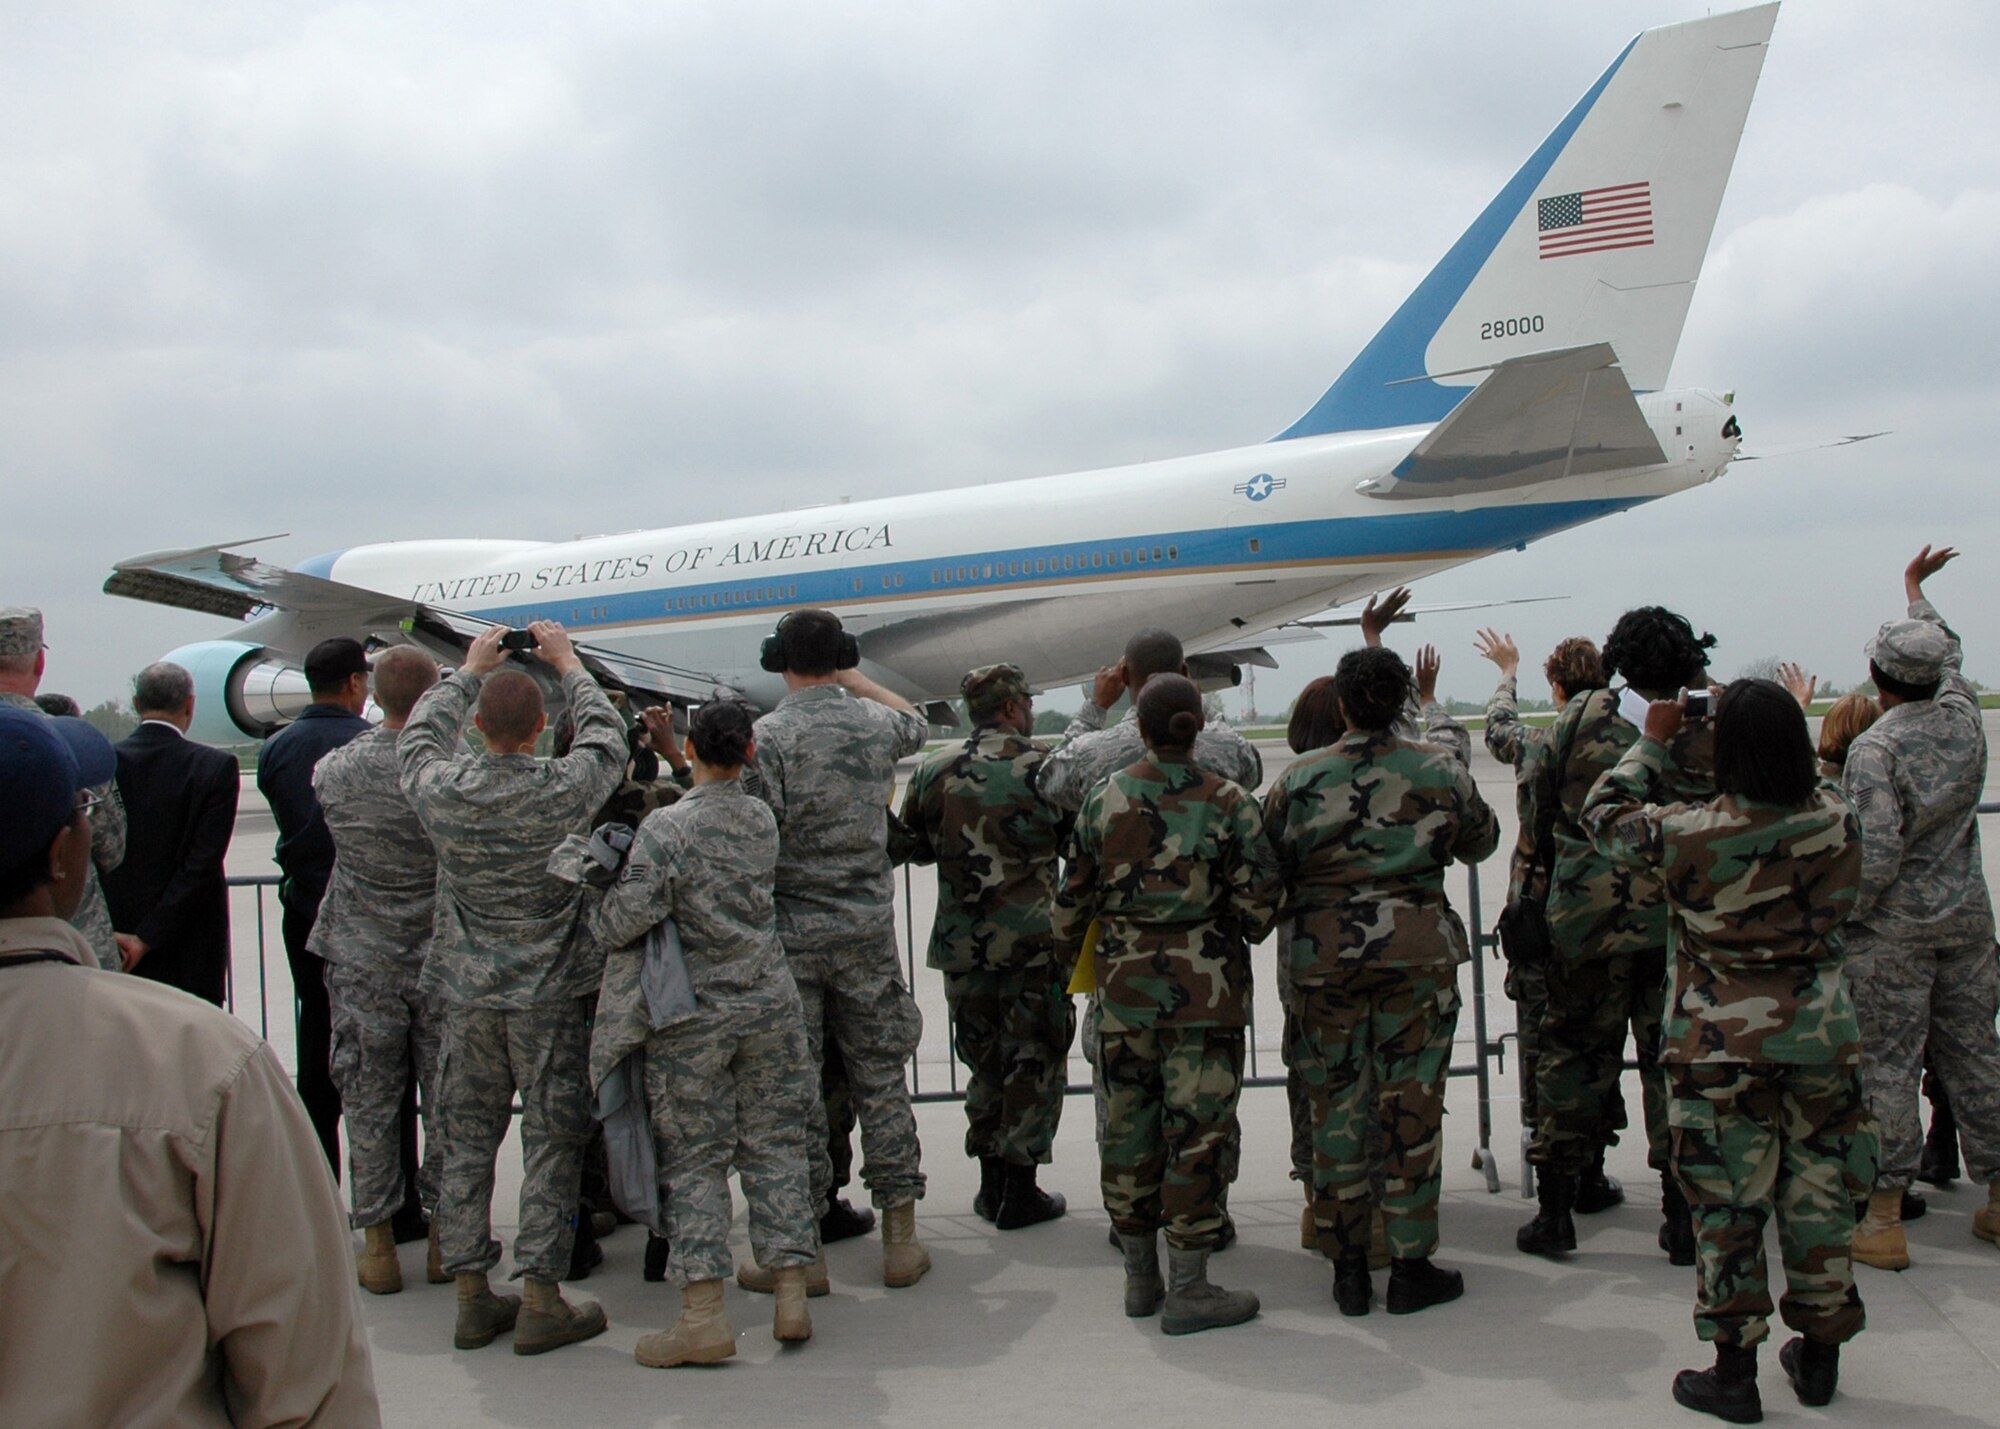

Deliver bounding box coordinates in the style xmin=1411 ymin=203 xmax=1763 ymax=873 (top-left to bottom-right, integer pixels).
xmin=304 ymin=389 xmax=1738 ymax=704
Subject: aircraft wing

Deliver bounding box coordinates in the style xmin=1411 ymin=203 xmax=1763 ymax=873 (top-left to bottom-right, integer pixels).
xmin=105 ymin=538 xmax=726 ymax=706
xmin=1285 ymin=594 xmax=1569 ymax=629
xmin=1357 ymin=344 xmax=1665 ymax=500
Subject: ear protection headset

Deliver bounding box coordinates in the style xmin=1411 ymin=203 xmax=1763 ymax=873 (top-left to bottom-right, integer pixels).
xmin=760 ymin=610 xmax=861 ymax=674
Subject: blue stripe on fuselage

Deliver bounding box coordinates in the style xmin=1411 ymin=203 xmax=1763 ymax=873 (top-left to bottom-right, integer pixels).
xmin=458 ymin=496 xmax=1650 ymax=633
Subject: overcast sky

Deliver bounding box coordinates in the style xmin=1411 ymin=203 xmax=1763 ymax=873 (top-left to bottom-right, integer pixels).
xmin=3 ymin=1 xmax=1994 ymax=713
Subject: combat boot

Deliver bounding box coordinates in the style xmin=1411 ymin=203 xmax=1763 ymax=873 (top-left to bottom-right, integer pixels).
xmin=1332 ymin=1254 xmax=1371 ymax=1318
xmin=426 ymin=1221 xmax=449 ymax=1284
xmin=643 ymin=1231 xmax=670 ymax=1283
xmin=1574 ymin=1148 xmax=1625 ymax=1214
xmin=973 ymin=1156 xmax=1005 ymax=1222
xmin=1515 ymin=1170 xmax=1577 ymax=1257
xmin=452 ymin=1271 xmax=521 ymax=1351
xmin=357 ymin=1222 xmax=402 ymax=1295
xmin=1972 ymin=1181 xmax=2000 ymax=1246
xmin=994 ymin=1162 xmax=1066 ymax=1230
xmin=1918 ymin=1085 xmax=1960 ymax=1187
xmin=635 ymin=1279 xmax=735 ymax=1367
xmin=1778 ymin=1336 xmax=1838 ymax=1407
xmin=1299 ymin=1188 xmax=1315 ymax=1250
xmin=881 ymin=1202 xmax=932 ymax=1288
xmin=1160 ymin=1246 xmax=1259 ymax=1335
xmin=737 ymin=1248 xmax=830 ymax=1297
xmin=819 ymin=1195 xmax=876 ymax=1244
xmin=1852 ymin=1188 xmax=1909 ymax=1270
xmin=1119 ymin=1230 xmax=1164 ymax=1318
xmin=1671 ymin=1342 xmax=1761 ymax=1424
xmin=1659 ymin=1177 xmax=1697 ymax=1268
xmin=513 ymin=1276 xmax=608 ymax=1355
xmin=1385 ymin=1256 xmax=1464 ymax=1315
xmin=772 ymin=1265 xmax=814 ymax=1343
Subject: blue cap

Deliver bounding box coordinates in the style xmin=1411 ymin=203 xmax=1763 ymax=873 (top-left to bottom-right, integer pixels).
xmin=0 ymin=708 xmax=115 ymax=871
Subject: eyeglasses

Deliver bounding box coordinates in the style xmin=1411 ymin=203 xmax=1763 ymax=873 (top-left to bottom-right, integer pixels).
xmin=75 ymin=790 xmax=102 ymax=820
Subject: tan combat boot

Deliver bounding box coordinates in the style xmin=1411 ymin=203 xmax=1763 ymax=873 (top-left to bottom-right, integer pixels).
xmin=1852 ymin=1188 xmax=1910 ymax=1270
xmin=736 ymin=1247 xmax=831 ymax=1296
xmin=773 ymin=1265 xmax=814 ymax=1342
xmin=514 ymin=1276 xmax=608 ymax=1355
xmin=1974 ymin=1181 xmax=2000 ymax=1246
xmin=453 ymin=1271 xmax=521 ymax=1350
xmin=357 ymin=1222 xmax=402 ymax=1295
xmin=1299 ymin=1194 xmax=1315 ymax=1251
xmin=427 ymin=1221 xmax=450 ymax=1284
xmin=634 ymin=1279 xmax=736 ymax=1367
xmin=881 ymin=1202 xmax=931 ymax=1288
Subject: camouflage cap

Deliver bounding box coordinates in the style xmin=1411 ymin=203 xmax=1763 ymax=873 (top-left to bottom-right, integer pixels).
xmin=961 ymin=662 xmax=1031 ymax=720
xmin=0 ymin=607 xmax=45 ymax=659
xmin=1867 ymin=618 xmax=1950 ymax=686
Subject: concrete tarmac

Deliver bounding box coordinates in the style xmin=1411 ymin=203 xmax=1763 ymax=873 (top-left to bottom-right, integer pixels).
xmin=215 ymin=717 xmax=2000 ymax=1427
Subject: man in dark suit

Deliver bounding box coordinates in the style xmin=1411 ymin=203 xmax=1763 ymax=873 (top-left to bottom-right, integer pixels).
xmin=101 ymin=662 xmax=240 ymax=1005
xmin=256 ymin=637 xmax=371 ymax=1176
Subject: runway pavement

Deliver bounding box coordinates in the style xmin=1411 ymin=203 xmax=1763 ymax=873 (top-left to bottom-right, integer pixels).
xmin=212 ymin=720 xmax=2000 ymax=1426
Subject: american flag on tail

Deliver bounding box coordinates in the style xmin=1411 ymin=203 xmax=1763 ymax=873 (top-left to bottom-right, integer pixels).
xmin=1537 ymin=181 xmax=1653 ymax=259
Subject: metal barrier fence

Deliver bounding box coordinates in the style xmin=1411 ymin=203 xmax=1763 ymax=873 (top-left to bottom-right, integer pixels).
xmin=224 ymin=856 xmax=1512 ymax=1196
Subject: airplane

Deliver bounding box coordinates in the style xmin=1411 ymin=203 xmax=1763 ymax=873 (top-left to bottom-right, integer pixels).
xmin=107 ymin=4 xmax=1779 ymax=745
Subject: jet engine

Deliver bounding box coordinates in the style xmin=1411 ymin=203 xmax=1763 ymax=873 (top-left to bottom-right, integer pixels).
xmin=162 ymin=641 xmax=315 ymax=745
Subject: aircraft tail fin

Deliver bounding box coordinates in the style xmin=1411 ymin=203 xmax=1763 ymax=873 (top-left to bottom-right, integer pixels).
xmin=1276 ymin=3 xmax=1778 ymax=441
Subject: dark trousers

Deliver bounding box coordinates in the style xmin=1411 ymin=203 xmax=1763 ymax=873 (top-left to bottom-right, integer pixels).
xmin=282 ymin=891 xmax=343 ymax=1179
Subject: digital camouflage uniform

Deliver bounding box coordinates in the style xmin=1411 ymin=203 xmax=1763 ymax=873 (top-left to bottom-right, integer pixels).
xmin=1053 ymin=754 xmax=1279 ymax=1251
xmin=1842 ymin=596 xmax=2000 ymax=1192
xmin=753 ymin=684 xmax=930 ymax=1214
xmin=0 ymin=690 xmax=125 ymax=971
xmin=310 ymin=724 xmax=444 ymax=1228
xmin=590 ymin=779 xmax=817 ymax=1286
xmin=1586 ymin=738 xmax=1870 ymax=1351
xmin=1264 ymin=722 xmax=1499 ymax=1262
xmin=399 ymin=667 xmax=625 ymax=1280
xmin=898 ymin=714 xmax=1075 ymax=1167
xmin=1040 ymin=703 xmax=1263 ymax=1169
xmin=1528 ymin=684 xmax=1716 ymax=1176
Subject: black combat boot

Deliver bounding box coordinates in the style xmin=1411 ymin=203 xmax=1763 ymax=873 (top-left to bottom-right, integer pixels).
xmin=819 ymin=1195 xmax=876 ymax=1244
xmin=1901 ymin=1187 xmax=1929 ymax=1221
xmin=566 ymin=1206 xmax=602 ymax=1281
xmin=1778 ymin=1336 xmax=1838 ymax=1407
xmin=1918 ymin=1077 xmax=1959 ymax=1187
xmin=642 ymin=1231 xmax=670 ymax=1283
xmin=1671 ymin=1342 xmax=1761 ymax=1423
xmin=1332 ymin=1253 xmax=1371 ymax=1317
xmin=1574 ymin=1148 xmax=1625 ymax=1214
xmin=972 ymin=1156 xmax=1005 ymax=1222
xmin=1385 ymin=1256 xmax=1464 ymax=1315
xmin=994 ymin=1162 xmax=1067 ymax=1230
xmin=1659 ymin=1178 xmax=1697 ymax=1267
xmin=1516 ymin=1170 xmax=1578 ymax=1256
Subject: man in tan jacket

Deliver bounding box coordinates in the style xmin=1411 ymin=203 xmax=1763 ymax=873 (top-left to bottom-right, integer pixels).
xmin=0 ymin=705 xmax=380 ymax=1427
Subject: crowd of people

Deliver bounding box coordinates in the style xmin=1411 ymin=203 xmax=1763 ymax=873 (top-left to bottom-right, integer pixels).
xmin=0 ymin=543 xmax=1995 ymax=1425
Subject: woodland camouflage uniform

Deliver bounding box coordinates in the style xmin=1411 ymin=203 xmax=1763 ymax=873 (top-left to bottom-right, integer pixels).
xmin=1527 ymin=684 xmax=1716 ymax=1177
xmin=898 ymin=693 xmax=1075 ymax=1168
xmin=1586 ymin=737 xmax=1870 ymax=1351
xmin=1263 ymin=722 xmax=1499 ymax=1262
xmin=399 ymin=667 xmax=625 ymax=1281
xmin=1053 ymin=753 xmax=1279 ymax=1251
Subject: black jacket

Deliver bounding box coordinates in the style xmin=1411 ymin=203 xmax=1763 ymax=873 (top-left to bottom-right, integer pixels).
xmin=256 ymin=703 xmax=369 ymax=907
xmin=101 ymin=723 xmax=240 ymax=1005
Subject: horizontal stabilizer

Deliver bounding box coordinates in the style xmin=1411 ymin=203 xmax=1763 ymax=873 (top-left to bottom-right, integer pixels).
xmin=1357 ymin=345 xmax=1663 ymax=500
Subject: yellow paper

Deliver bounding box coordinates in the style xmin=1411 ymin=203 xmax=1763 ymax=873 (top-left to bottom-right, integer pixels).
xmin=1066 ymin=920 xmax=1100 ymax=995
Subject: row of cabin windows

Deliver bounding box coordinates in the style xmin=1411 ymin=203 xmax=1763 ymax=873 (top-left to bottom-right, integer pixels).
xmin=667 ymin=583 xmax=798 ymax=613
xmin=927 ymin=545 xmax=1179 ymax=585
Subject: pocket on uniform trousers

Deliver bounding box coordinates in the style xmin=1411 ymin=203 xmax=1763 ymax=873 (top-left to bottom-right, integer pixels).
xmin=1666 ymin=1093 xmax=1724 ymax=1200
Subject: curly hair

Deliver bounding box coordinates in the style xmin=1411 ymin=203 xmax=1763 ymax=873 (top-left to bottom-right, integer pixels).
xmin=1543 ymin=637 xmax=1605 ymax=701
xmin=1601 ymin=606 xmax=1715 ymax=695
xmin=1136 ymin=673 xmax=1204 ymax=749
xmin=1332 ymin=646 xmax=1412 ymax=732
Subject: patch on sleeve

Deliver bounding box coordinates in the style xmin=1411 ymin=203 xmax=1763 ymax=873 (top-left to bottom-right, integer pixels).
xmin=1851 ymin=785 xmax=1875 ymax=812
